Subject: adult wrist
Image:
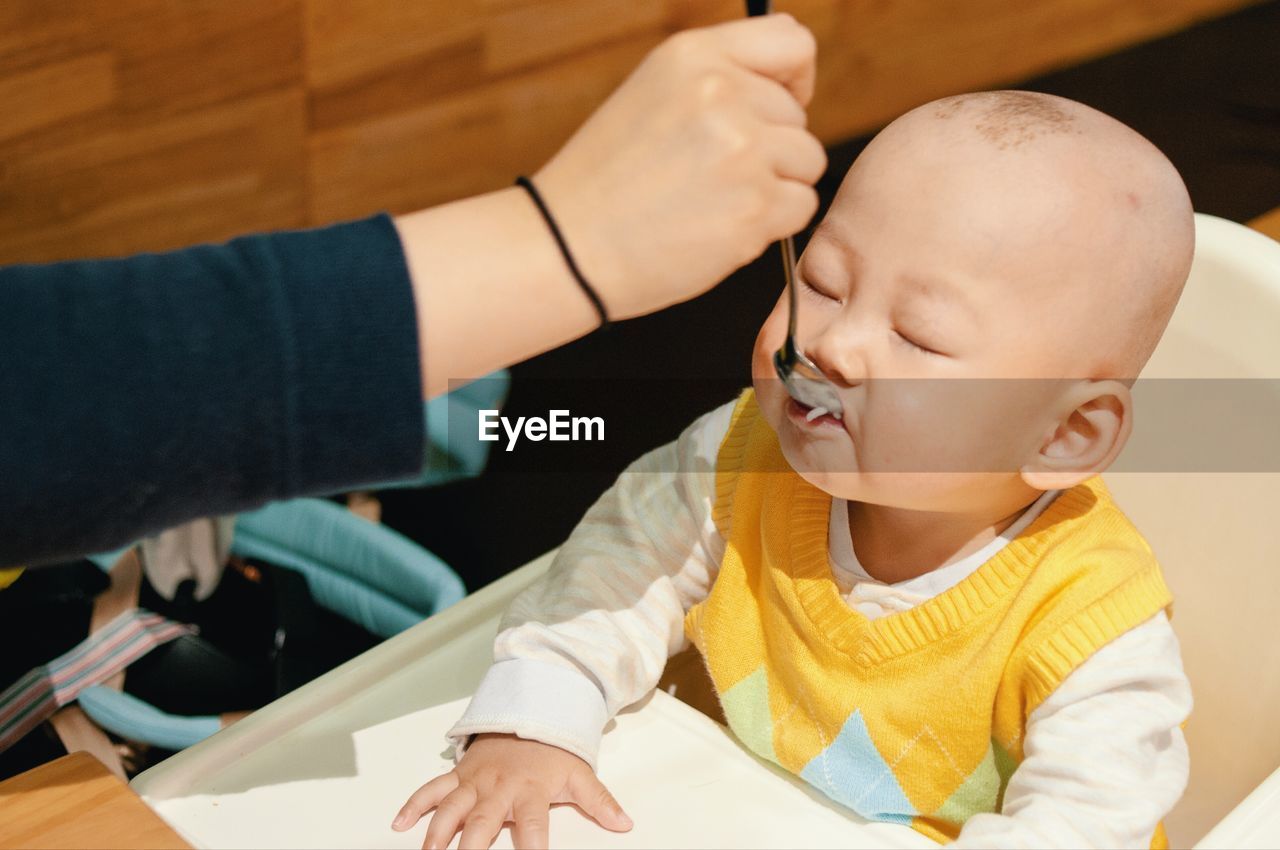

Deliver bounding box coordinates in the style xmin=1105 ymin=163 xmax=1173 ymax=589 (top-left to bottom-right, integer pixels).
xmin=514 ymin=175 xmax=611 ymax=330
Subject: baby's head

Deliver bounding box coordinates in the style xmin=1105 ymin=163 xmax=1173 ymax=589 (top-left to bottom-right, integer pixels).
xmin=752 ymin=91 xmax=1194 ymax=517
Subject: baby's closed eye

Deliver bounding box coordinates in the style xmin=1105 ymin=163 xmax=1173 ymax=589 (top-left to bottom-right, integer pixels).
xmin=801 ymin=276 xmax=842 ymax=303
xmin=892 ymin=327 xmax=947 ymax=356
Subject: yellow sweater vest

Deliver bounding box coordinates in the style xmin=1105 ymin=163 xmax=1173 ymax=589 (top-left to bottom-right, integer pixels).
xmin=685 ymin=391 xmax=1173 ymax=845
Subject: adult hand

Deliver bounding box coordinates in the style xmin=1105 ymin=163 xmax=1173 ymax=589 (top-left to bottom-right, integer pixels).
xmin=536 ymin=14 xmax=826 ymax=319
xmin=399 ymin=14 xmax=824 ymax=396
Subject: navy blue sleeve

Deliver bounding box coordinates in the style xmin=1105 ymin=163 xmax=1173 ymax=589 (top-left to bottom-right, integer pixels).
xmin=0 ymin=214 xmax=425 ymax=568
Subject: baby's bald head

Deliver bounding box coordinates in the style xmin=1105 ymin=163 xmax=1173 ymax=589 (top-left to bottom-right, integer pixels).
xmin=834 ymin=91 xmax=1194 ymax=377
xmin=754 ymin=92 xmax=1193 ymax=510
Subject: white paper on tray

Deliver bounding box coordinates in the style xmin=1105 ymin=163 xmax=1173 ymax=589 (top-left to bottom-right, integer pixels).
xmin=133 ymin=558 xmax=934 ymax=849
xmin=141 ymin=690 xmax=933 ymax=849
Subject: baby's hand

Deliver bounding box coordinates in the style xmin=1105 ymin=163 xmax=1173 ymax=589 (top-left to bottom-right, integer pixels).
xmin=391 ymin=733 xmax=633 ymax=850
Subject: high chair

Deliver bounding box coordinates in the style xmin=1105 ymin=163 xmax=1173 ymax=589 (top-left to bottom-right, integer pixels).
xmin=129 ymin=216 xmax=1280 ymax=849
xmin=1106 ymin=214 xmax=1280 ymax=848
xmin=56 ymin=374 xmax=509 ymax=758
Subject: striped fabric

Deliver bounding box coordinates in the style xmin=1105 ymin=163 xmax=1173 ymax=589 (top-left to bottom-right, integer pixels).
xmin=0 ymin=608 xmax=191 ymax=754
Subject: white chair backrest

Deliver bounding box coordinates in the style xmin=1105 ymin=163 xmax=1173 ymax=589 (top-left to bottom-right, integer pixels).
xmin=1106 ymin=214 xmax=1280 ymax=847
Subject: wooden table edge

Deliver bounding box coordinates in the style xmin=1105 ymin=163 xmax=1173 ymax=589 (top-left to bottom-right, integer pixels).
xmin=0 ymin=751 xmax=191 ymax=849
xmin=1248 ymin=206 xmax=1280 ymax=242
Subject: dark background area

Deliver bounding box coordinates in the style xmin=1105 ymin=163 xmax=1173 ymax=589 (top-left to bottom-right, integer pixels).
xmin=381 ymin=0 xmax=1280 ymax=592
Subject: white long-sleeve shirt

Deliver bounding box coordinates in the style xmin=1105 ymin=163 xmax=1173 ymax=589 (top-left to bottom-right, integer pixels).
xmin=448 ymin=400 xmax=1193 ymax=848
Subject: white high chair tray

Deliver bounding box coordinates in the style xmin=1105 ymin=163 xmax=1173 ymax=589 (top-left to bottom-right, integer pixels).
xmin=1197 ymin=766 xmax=1280 ymax=850
xmin=131 ymin=554 xmax=935 ymax=849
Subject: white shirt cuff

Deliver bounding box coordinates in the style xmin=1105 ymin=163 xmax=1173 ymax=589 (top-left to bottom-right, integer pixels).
xmin=446 ymin=657 xmax=611 ymax=770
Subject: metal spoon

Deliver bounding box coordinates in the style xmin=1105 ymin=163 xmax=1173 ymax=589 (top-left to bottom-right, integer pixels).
xmin=746 ymin=1 xmax=845 ymax=419
xmin=772 ymin=238 xmax=844 ymax=418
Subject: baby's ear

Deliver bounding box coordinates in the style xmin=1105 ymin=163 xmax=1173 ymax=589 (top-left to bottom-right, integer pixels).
xmin=1020 ymin=380 xmax=1133 ymax=491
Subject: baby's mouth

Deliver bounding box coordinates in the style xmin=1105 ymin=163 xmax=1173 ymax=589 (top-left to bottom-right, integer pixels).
xmin=786 ymin=398 xmax=844 ymax=430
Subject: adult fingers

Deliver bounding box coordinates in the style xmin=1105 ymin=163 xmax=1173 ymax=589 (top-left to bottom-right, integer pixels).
xmin=392 ymin=773 xmax=460 ymax=831
xmin=760 ymin=124 xmax=828 ymax=184
xmin=509 ymin=793 xmax=553 ymax=850
xmin=730 ymin=69 xmax=808 ymax=128
xmin=422 ymin=784 xmax=477 ymax=850
xmin=763 ymin=179 xmax=822 ymax=244
xmin=457 ymin=792 xmax=511 ymax=850
xmin=565 ymin=767 xmax=633 ymax=833
xmin=705 ymin=14 xmax=818 ymax=105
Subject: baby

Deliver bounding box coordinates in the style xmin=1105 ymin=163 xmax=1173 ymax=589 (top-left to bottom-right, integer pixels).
xmin=393 ymin=91 xmax=1195 ymax=850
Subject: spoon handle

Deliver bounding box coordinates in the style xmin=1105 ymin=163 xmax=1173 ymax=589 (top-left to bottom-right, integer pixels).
xmin=782 ymin=236 xmax=800 ymax=344
xmin=747 ymin=0 xmax=799 ymax=341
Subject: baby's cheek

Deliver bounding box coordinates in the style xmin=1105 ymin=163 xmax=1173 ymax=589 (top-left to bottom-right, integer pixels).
xmin=750 ymin=342 xmax=774 ymax=383
xmin=867 ymin=382 xmax=985 ymax=472
xmin=752 ymin=302 xmax=787 ymax=375
xmin=751 ymin=300 xmax=790 ymax=425
xmin=923 ymin=393 xmax=1037 ymax=473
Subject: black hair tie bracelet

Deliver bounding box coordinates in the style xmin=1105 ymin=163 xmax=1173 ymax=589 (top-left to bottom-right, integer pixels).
xmin=515 ymin=175 xmax=611 ymax=330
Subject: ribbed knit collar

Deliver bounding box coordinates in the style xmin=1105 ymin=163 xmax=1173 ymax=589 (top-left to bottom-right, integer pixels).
xmin=785 ymin=474 xmax=1104 ymax=667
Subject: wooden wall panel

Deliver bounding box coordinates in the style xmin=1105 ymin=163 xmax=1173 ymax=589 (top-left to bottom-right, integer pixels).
xmin=309 ymin=67 xmax=649 ymax=222
xmin=304 ymin=0 xmax=1263 ymax=223
xmin=0 ymin=52 xmax=116 ymax=145
xmin=793 ymin=0 xmax=1264 ymax=142
xmin=305 ymin=0 xmax=660 ymax=222
xmin=0 ymin=1 xmax=306 ymax=264
xmin=0 ymin=0 xmax=1265 ymax=262
xmin=483 ymin=0 xmax=668 ymax=74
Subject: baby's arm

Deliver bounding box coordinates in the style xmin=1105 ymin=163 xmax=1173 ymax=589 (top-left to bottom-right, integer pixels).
xmin=449 ymin=399 xmax=733 ymax=764
xmin=393 ymin=401 xmax=734 ymax=848
xmin=952 ymin=611 xmax=1192 ymax=849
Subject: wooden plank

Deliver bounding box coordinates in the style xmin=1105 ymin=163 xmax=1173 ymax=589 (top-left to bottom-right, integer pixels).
xmin=0 ymin=52 xmax=116 ymax=144
xmin=304 ymin=0 xmax=481 ymax=90
xmin=483 ymin=0 xmax=668 ymax=74
xmin=790 ymin=0 xmax=1265 ymax=143
xmin=0 ymin=752 xmax=190 ymax=849
xmin=308 ymin=35 xmax=657 ymax=221
xmin=305 ymin=0 xmax=1265 ymax=223
xmin=0 ymin=89 xmax=308 ymax=264
xmin=0 ymin=0 xmax=1266 ymax=259
xmin=0 ymin=1 xmax=307 ymax=264
xmin=304 ymin=0 xmax=669 ymax=220
xmin=1249 ymin=207 xmax=1280 ymax=242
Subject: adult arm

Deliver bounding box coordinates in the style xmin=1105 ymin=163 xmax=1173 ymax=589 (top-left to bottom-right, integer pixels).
xmin=1 ymin=14 xmax=822 ymax=568
xmin=400 ymin=14 xmax=824 ymax=396
xmin=1 ymin=215 xmax=422 ymax=569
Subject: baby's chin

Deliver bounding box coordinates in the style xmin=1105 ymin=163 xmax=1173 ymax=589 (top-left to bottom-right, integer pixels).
xmin=792 ymin=464 xmax=952 ymax=511
xmin=790 ymin=464 xmax=870 ymax=501
xmin=771 ymin=425 xmax=872 ymax=501
xmin=792 ymin=462 xmax=1028 ymax=513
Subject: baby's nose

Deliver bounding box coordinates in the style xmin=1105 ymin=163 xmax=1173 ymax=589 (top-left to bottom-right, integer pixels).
xmin=808 ymin=331 xmax=866 ymax=387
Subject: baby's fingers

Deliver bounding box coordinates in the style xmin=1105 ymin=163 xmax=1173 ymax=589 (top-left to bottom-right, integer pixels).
xmin=392 ymin=772 xmax=460 ymax=831
xmin=457 ymin=792 xmax=511 ymax=850
xmin=422 ymin=783 xmax=477 ymax=850
xmin=510 ymin=794 xmax=553 ymax=850
xmin=565 ymin=767 xmax=633 ymax=833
